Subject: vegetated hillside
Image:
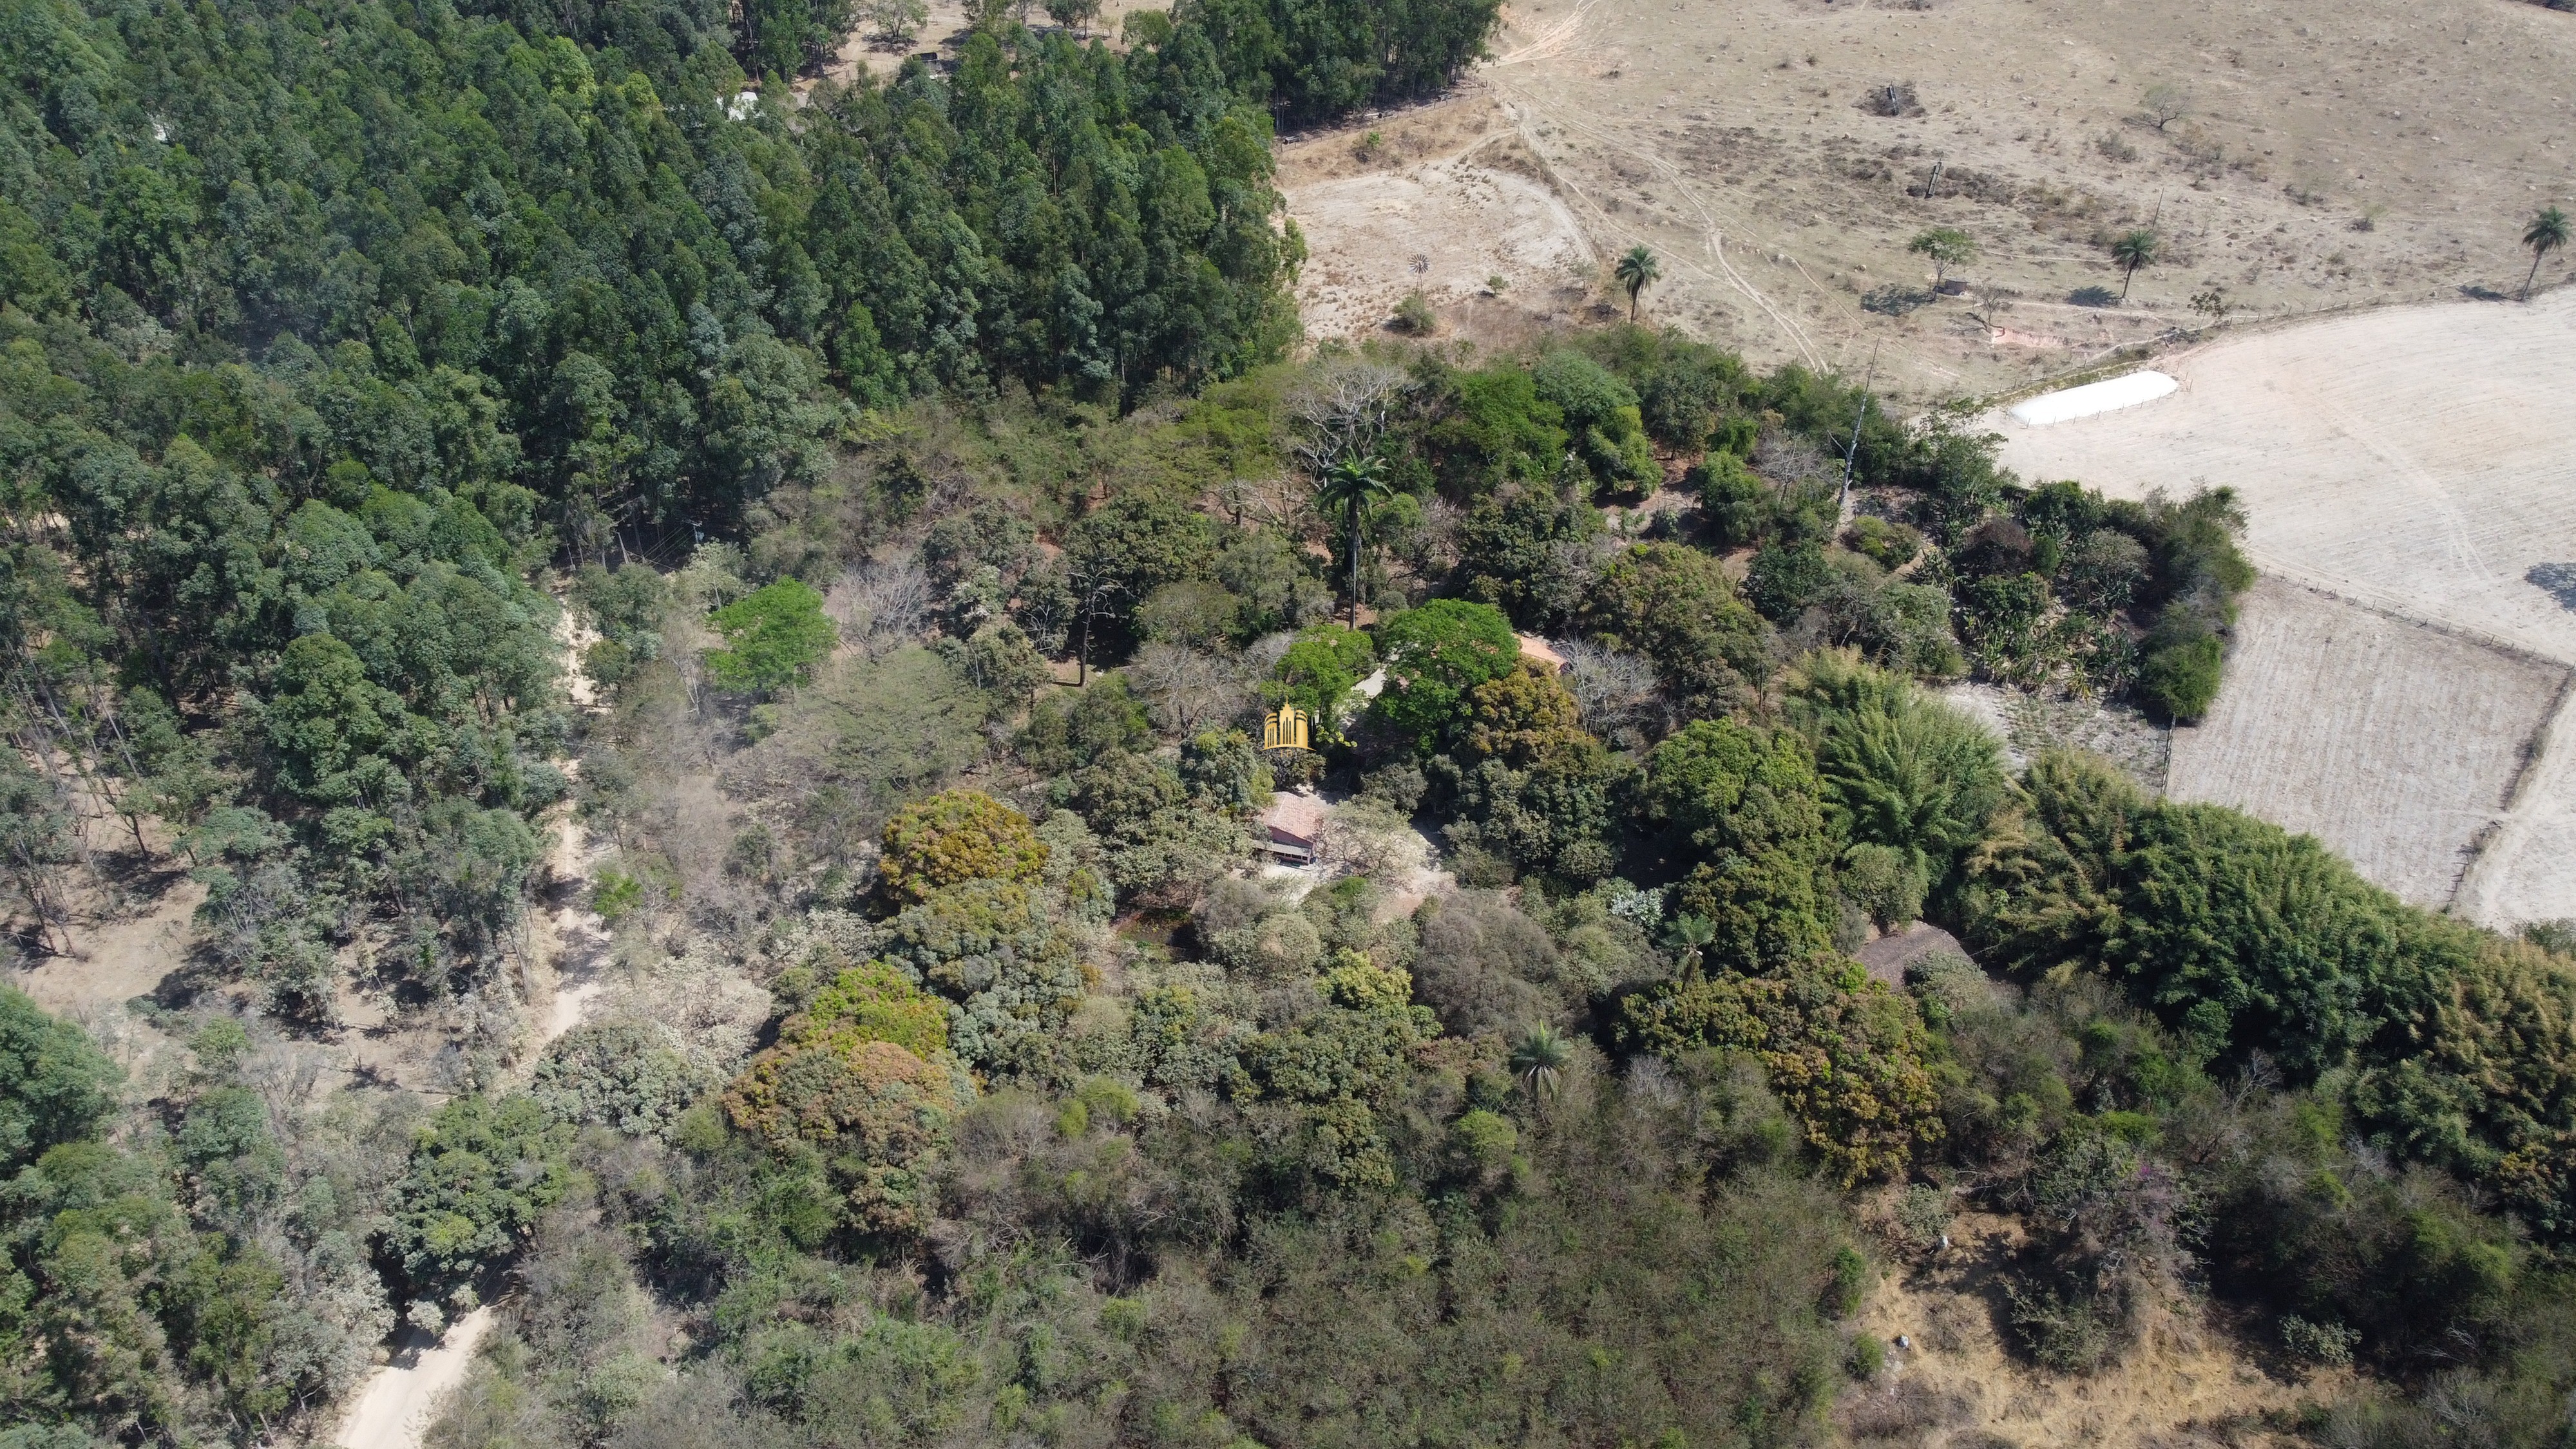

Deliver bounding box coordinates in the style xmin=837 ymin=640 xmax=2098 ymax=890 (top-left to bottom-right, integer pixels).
xmin=6 ymin=1 xmax=2576 ymax=1446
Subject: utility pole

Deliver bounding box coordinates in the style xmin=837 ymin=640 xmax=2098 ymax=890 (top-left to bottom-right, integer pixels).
xmin=1837 ymin=345 xmax=1880 ymax=525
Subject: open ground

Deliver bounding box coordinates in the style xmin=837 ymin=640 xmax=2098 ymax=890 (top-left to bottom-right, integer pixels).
xmin=1280 ymin=0 xmax=2576 ymax=400
xmin=1993 ymin=289 xmax=2576 ymax=927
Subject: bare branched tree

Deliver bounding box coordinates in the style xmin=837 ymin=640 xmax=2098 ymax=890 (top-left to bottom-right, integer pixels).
xmin=1288 ymin=361 xmax=1414 ymax=473
xmin=1128 ymin=642 xmax=1255 ymax=736
xmin=825 ymin=557 xmax=933 ymax=658
xmin=1556 ymin=639 xmax=1662 ymax=739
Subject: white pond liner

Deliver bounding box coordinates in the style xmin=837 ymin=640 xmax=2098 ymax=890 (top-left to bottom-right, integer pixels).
xmin=2007 ymin=370 xmax=2179 ymax=426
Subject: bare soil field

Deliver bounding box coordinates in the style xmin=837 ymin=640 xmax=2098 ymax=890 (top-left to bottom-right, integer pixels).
xmin=1992 ymin=290 xmax=2576 ymax=664
xmin=1849 ymin=1208 xmax=2326 ymax=1448
xmin=1990 ymin=290 xmax=2576 ymax=927
xmin=2166 ymin=579 xmax=2568 ymax=912
xmin=1282 ymin=0 xmax=2576 ymax=399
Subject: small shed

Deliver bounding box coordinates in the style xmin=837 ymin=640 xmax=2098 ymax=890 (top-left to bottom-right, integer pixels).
xmin=1260 ymin=790 xmax=1331 ymax=864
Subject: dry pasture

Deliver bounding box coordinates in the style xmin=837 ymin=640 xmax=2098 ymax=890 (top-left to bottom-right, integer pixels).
xmin=1283 ymin=0 xmax=2576 ymax=399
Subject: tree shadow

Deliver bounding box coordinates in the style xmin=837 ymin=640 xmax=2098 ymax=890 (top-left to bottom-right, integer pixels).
xmin=2067 ymin=286 xmax=2119 ymax=308
xmin=1863 ymin=284 xmax=1935 ymax=316
xmin=2528 ymin=563 xmax=2576 ymax=614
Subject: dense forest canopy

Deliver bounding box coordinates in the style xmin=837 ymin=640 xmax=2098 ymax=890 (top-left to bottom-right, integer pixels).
xmin=7 ymin=0 xmax=2576 ymax=1444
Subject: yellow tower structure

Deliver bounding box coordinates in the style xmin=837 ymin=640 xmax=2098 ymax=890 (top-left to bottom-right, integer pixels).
xmin=1262 ymin=704 xmax=1311 ymax=752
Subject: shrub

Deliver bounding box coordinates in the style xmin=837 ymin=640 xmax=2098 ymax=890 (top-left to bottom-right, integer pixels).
xmin=1846 ymin=1333 xmax=1885 ymax=1378
xmin=879 ymin=791 xmax=1049 ymax=905
xmin=1846 ymin=515 xmax=1921 ymax=571
xmin=2281 ymin=1315 xmax=2359 ymax=1367
xmin=1747 ymin=541 xmax=1835 ymax=621
xmin=1618 ymin=958 xmax=1942 ymax=1184
xmin=2139 ymin=632 xmax=2224 ymax=721
xmin=799 ymin=961 xmax=953 ymax=1061
xmin=532 ymin=1021 xmax=711 ymax=1141
xmin=704 ymin=578 xmax=839 ymax=694
xmin=1693 ymin=451 xmax=1770 ymax=548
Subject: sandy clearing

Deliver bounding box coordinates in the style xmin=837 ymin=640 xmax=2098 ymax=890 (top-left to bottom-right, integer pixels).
xmin=1288 ymin=136 xmax=1597 ymax=339
xmin=1852 ymin=1209 xmax=2321 ymax=1449
xmin=1993 ymin=289 xmax=2576 ymax=667
xmin=330 ymin=1307 xmax=493 ymax=1449
xmin=2166 ymin=580 xmax=2567 ymax=912
xmin=2457 ymin=683 xmax=2576 ymax=929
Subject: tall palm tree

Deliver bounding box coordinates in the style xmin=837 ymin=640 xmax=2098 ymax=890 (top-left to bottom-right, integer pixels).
xmin=1614 ymin=245 xmax=1661 ymax=323
xmin=2523 ymin=205 xmax=2570 ymax=302
xmin=1509 ymin=1024 xmax=1571 ymax=1106
xmin=1313 ymin=453 xmax=1395 ymax=627
xmin=2110 ymin=229 xmax=2159 ymax=301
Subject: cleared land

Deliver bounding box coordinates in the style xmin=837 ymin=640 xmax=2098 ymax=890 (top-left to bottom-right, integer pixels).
xmin=1994 ymin=290 xmax=2576 ymax=663
xmin=1282 ymin=0 xmax=2576 ymax=399
xmin=2165 ymin=579 xmax=2566 ymax=911
xmin=1990 ymin=291 xmax=2576 ymax=926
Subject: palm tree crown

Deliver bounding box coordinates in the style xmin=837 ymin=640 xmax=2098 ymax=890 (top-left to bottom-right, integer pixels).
xmin=1614 ymin=245 xmax=1661 ymax=323
xmin=2523 ymin=205 xmax=2570 ymax=301
xmin=1509 ymin=1024 xmax=1572 ymax=1104
xmin=2110 ymin=229 xmax=2158 ymax=301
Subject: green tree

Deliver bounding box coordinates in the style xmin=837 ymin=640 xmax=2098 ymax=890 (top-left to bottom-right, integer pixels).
xmin=260 ymin=635 xmax=404 ymax=807
xmin=1907 ymin=227 xmax=1976 ymax=292
xmin=705 ymin=579 xmax=839 ymax=695
xmin=1272 ymin=624 xmax=1379 ymax=734
xmin=384 ymin=1094 xmax=578 ymax=1301
xmin=0 ymin=985 xmax=120 ymax=1174
xmin=1509 ymin=1023 xmax=1570 ymax=1104
xmin=1617 ymin=956 xmax=1941 ymax=1184
xmin=1614 ymin=245 xmax=1661 ymax=323
xmin=2522 ymin=205 xmax=2570 ymax=302
xmin=1370 ymin=600 xmax=1520 ymax=750
xmin=1315 ymin=454 xmax=1397 ymax=626
xmin=1579 ymin=542 xmax=1771 ymax=717
xmin=1639 ymin=719 xmax=1840 ymax=971
xmin=1785 ymin=650 xmax=2007 ymax=907
xmin=2111 ymin=229 xmax=2159 ymax=301
xmin=879 ymin=791 xmax=1049 ymax=905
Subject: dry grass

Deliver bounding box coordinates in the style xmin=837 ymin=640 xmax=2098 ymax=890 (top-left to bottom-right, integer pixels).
xmin=1285 ymin=0 xmax=2576 ymax=399
xmin=1847 ymin=1209 xmax=2329 ymax=1449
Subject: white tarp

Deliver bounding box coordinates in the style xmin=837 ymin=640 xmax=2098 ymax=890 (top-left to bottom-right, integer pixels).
xmin=2007 ymin=370 xmax=2179 ymax=426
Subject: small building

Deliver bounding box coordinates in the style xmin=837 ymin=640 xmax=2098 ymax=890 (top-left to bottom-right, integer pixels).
xmin=1260 ymin=790 xmax=1331 ymax=864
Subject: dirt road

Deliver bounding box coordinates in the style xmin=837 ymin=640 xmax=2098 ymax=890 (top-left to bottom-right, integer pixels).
xmin=329 ymin=1307 xmax=493 ymax=1449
